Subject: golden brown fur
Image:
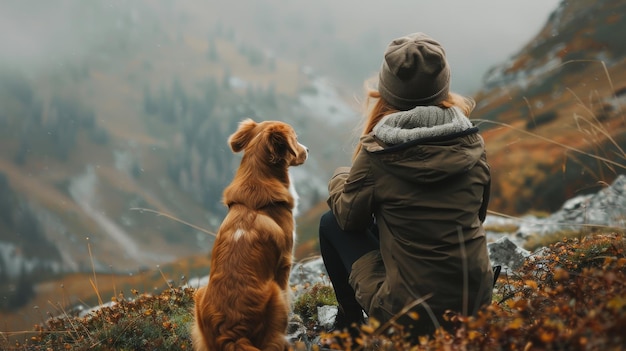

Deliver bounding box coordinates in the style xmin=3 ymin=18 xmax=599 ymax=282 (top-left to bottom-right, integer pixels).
xmin=192 ymin=119 xmax=308 ymax=351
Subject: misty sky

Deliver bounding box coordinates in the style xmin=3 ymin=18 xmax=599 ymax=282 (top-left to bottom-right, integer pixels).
xmin=0 ymin=0 xmax=562 ymax=95
xmin=354 ymin=0 xmax=563 ymax=94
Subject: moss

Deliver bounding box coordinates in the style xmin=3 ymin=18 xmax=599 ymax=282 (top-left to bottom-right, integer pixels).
xmin=293 ymin=283 xmax=338 ymax=327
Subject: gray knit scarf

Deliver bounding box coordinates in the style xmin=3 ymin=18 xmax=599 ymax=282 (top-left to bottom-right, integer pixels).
xmin=372 ymin=106 xmax=474 ymax=145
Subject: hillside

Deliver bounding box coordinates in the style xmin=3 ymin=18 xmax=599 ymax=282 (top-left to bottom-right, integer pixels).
xmin=0 ymin=3 xmax=353 ymax=276
xmin=0 ymin=0 xmax=357 ymax=326
xmin=0 ymin=254 xmax=212 ymax=334
xmin=473 ymin=0 xmax=626 ymax=215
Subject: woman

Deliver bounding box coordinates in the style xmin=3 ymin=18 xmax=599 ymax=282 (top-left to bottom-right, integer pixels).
xmin=319 ymin=32 xmax=493 ymax=340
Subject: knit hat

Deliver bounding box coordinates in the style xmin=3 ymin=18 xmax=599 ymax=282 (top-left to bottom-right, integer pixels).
xmin=378 ymin=32 xmax=451 ymax=110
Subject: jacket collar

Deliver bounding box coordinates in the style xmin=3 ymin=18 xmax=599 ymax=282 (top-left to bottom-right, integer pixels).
xmin=373 ymin=106 xmax=474 ymax=145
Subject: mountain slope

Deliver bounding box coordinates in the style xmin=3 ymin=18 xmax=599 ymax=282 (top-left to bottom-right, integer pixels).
xmin=0 ymin=0 xmax=353 ymax=300
xmin=473 ymin=0 xmax=626 ymax=215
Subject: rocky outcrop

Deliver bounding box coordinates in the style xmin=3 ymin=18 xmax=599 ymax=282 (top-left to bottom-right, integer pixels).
xmin=487 ymin=175 xmax=626 ymax=270
xmin=487 ymin=237 xmax=531 ymax=271
xmin=520 ymin=174 xmax=626 ymax=235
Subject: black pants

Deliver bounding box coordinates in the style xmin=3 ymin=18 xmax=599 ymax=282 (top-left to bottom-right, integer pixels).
xmin=318 ymin=210 xmax=379 ymax=327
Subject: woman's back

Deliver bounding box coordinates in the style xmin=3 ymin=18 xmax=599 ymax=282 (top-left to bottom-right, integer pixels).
xmin=340 ymin=106 xmax=493 ymax=335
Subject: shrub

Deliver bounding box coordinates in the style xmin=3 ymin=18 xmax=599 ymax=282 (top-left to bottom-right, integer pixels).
xmin=321 ymin=233 xmax=626 ymax=350
xmin=18 ymin=287 xmax=195 ymax=351
xmin=293 ymin=282 xmax=338 ymax=328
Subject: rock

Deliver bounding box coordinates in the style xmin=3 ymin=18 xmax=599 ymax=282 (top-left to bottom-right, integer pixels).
xmin=184 ymin=275 xmax=209 ymax=289
xmin=77 ymin=300 xmax=119 ymax=319
xmin=521 ymin=174 xmax=626 ymax=235
xmin=317 ymin=305 xmax=338 ymax=330
xmin=487 ymin=236 xmax=530 ymax=270
xmin=290 ymin=257 xmax=329 ymax=299
xmin=287 ymin=313 xmax=308 ymax=342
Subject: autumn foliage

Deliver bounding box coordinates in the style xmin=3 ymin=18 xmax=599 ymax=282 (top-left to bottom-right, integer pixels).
xmin=17 ymin=287 xmax=196 ymax=350
xmin=322 ymin=233 xmax=626 ymax=350
xmin=463 ymin=233 xmax=626 ymax=351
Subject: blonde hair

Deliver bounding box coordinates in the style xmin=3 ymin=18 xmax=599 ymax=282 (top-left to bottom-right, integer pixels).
xmin=352 ymin=88 xmax=476 ymax=160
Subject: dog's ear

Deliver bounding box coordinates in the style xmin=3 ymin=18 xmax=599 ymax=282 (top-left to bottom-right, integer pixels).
xmin=267 ymin=127 xmax=297 ymax=164
xmin=229 ymin=119 xmax=257 ymax=153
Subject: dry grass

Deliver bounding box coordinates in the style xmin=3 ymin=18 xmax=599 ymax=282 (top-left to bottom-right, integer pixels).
xmin=475 ymin=58 xmax=626 ymax=215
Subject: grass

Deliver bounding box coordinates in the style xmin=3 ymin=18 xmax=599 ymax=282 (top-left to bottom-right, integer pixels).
xmin=474 ymin=58 xmax=626 ymax=216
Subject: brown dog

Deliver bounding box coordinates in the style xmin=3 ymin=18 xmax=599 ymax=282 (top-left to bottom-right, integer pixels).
xmin=192 ymin=119 xmax=308 ymax=351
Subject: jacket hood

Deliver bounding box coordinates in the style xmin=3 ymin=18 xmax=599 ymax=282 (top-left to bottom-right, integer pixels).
xmin=362 ymin=106 xmax=484 ymax=183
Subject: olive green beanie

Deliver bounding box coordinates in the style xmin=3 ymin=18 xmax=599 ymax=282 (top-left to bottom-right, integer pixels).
xmin=378 ymin=32 xmax=451 ymax=110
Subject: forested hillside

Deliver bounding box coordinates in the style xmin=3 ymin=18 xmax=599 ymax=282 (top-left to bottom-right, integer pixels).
xmin=0 ymin=1 xmax=352 ymax=320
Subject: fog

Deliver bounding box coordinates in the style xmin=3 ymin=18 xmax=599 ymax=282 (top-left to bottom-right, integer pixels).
xmin=300 ymin=0 xmax=563 ymax=94
xmin=1 ymin=0 xmax=561 ymax=94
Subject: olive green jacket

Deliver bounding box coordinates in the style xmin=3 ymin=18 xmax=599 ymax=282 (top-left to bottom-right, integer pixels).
xmin=327 ymin=106 xmax=493 ymax=334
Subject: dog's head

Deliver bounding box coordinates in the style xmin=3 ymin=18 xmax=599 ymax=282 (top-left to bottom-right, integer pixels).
xmin=229 ymin=119 xmax=308 ymax=167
